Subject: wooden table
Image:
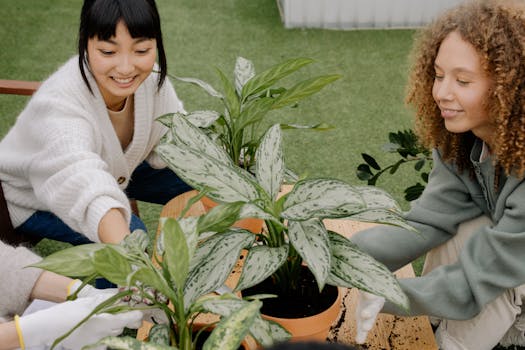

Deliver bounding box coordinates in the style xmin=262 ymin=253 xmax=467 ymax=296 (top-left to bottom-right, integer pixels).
xmin=139 ymin=190 xmax=438 ymax=349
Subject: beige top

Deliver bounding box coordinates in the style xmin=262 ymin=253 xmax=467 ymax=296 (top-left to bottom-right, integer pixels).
xmin=108 ymin=95 xmax=134 ymax=150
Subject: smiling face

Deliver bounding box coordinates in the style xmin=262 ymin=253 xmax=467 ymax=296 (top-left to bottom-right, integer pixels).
xmin=432 ymin=31 xmax=494 ymax=146
xmin=87 ymin=20 xmax=157 ymax=111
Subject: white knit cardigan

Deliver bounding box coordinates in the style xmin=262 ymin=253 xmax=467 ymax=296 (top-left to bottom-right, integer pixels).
xmin=0 ymin=56 xmax=184 ymax=242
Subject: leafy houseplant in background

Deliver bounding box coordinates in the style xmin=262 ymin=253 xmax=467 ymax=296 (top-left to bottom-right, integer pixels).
xmin=357 ymin=129 xmax=432 ymax=201
xmin=169 ymin=56 xmax=340 ymax=171
xmin=156 ymin=114 xmax=414 ymax=339
xmin=32 ymin=211 xmax=290 ymax=349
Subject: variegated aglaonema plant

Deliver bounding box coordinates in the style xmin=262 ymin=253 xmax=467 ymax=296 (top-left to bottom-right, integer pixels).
xmin=169 ymin=56 xmax=340 ymax=171
xmin=31 ymin=208 xmax=290 ymax=349
xmin=156 ymin=114 xmax=414 ymax=312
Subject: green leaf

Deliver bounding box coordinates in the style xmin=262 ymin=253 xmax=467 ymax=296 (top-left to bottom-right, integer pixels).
xmin=355 ymin=186 xmax=402 ymax=212
xmin=235 ymin=97 xmax=274 ymax=131
xmin=184 ymin=231 xmax=255 ymax=306
xmin=217 ymin=67 xmax=241 ymax=118
xmin=235 ymin=245 xmax=289 ymax=291
xmin=234 ymin=56 xmax=255 ymax=96
xmin=362 ymin=154 xmax=381 ymax=170
xmin=255 ymin=124 xmax=284 ymax=200
xmin=347 ymin=209 xmax=416 ymax=232
xmin=162 ymin=218 xmax=189 ymax=290
xmin=93 ymin=246 xmax=132 ymax=286
xmin=272 ymin=75 xmax=341 ymax=109
xmin=30 ymin=243 xmax=104 ymax=277
xmin=241 ymin=58 xmax=313 ymax=100
xmin=356 ymin=164 xmax=373 ymax=181
xmin=129 ymin=267 xmax=177 ymax=304
xmin=203 ymin=300 xmax=261 ymax=350
xmin=282 ymin=179 xmax=366 ymax=220
xmin=83 ymin=336 xmax=176 ymax=349
xmin=327 ymin=232 xmax=409 ymax=311
xmin=157 ymin=142 xmax=260 ymax=204
xmin=197 ymin=201 xmax=244 ymax=233
xmin=120 ymin=229 xmax=149 ymax=254
xmin=174 ymin=75 xmax=223 ymax=98
xmin=279 ymin=122 xmax=334 ymax=130
xmin=288 ymin=219 xmax=330 ymax=291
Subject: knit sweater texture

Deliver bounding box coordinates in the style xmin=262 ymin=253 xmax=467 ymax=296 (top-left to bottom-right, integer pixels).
xmin=0 ymin=241 xmax=42 ymax=320
xmin=352 ymin=139 xmax=525 ymax=320
xmin=0 ymin=56 xmax=184 ymax=242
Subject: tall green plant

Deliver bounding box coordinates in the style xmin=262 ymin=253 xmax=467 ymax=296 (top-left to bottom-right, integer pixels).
xmin=31 ymin=208 xmax=290 ymax=349
xmin=157 ymin=115 xmax=414 ymax=310
xmin=170 ymin=57 xmax=340 ymax=170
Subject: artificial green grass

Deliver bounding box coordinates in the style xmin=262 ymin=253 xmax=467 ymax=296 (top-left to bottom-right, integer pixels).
xmin=1 ymin=0 xmax=419 ymax=249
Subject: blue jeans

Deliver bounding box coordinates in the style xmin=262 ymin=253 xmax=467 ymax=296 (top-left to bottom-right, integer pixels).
xmin=16 ymin=161 xmax=192 ymax=245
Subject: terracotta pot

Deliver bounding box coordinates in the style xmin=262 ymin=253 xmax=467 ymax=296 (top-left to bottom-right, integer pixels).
xmin=262 ymin=287 xmax=342 ymax=342
xmin=200 ymin=196 xmax=264 ymax=234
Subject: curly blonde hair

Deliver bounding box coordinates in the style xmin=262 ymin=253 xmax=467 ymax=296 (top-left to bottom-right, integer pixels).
xmin=406 ymin=0 xmax=525 ymax=177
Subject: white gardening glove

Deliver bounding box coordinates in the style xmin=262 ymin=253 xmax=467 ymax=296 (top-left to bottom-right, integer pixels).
xmin=68 ymin=279 xmax=117 ymax=299
xmin=18 ymin=295 xmax=143 ymax=349
xmin=355 ymin=290 xmax=385 ymax=344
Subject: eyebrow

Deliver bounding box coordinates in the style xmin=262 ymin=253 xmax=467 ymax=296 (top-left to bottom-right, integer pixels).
xmin=434 ymin=63 xmax=477 ymax=75
xmin=100 ymin=37 xmax=154 ymax=45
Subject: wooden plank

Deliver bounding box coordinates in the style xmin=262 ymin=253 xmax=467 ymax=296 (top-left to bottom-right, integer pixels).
xmin=0 ymin=79 xmax=40 ymax=96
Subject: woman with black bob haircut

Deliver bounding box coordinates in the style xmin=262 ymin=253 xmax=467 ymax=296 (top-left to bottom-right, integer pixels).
xmin=78 ymin=0 xmax=167 ymax=91
xmin=0 ymin=0 xmax=192 ymax=251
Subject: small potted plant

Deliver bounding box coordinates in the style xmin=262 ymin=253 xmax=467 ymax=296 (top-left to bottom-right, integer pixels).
xmin=156 ymin=115 xmax=413 ymax=340
xmin=31 ymin=206 xmax=291 ymax=349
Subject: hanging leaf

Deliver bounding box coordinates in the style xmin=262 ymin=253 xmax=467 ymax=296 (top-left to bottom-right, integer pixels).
xmin=174 ymin=75 xmax=223 ymax=98
xmin=288 ymin=219 xmax=330 ymax=291
xmin=30 ymin=243 xmax=104 ymax=277
xmin=327 ymin=232 xmax=409 ymax=311
xmin=235 ymin=245 xmax=289 ymax=291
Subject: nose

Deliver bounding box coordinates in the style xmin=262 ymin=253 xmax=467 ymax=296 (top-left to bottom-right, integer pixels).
xmin=433 ymin=78 xmax=454 ymax=102
xmin=116 ymin=54 xmax=134 ymax=76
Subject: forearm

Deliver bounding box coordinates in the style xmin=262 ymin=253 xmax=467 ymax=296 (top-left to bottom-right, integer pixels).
xmin=98 ymin=208 xmax=130 ymax=243
xmin=30 ymin=271 xmax=73 ymax=303
xmin=0 ymin=321 xmax=20 ymax=350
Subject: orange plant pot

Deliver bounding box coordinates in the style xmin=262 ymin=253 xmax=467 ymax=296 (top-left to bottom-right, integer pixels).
xmin=261 ymin=287 xmax=342 ymax=342
xmin=200 ymin=196 xmax=264 ymax=234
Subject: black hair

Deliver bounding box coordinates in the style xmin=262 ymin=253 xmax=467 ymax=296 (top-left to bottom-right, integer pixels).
xmin=78 ymin=0 xmax=167 ymax=92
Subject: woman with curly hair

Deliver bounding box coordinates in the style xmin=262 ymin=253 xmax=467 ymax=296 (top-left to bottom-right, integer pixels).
xmin=351 ymin=1 xmax=525 ymax=349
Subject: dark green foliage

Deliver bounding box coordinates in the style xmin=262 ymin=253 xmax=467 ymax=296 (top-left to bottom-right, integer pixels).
xmin=357 ymin=129 xmax=431 ymax=201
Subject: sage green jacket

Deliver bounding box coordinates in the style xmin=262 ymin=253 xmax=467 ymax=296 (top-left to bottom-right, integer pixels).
xmin=351 ymin=139 xmax=525 ymax=320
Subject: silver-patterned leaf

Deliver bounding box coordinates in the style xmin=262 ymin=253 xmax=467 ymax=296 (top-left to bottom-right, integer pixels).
xmin=200 ymin=298 xmax=290 ymax=346
xmin=355 ymin=186 xmax=403 ymax=212
xmin=185 ymin=110 xmax=221 ymax=128
xmin=162 ymin=218 xmax=189 ymax=290
xmin=156 ymin=143 xmax=260 ymax=204
xmin=281 ymin=179 xmax=366 ymax=220
xmin=238 ymin=203 xmax=275 ymax=222
xmin=84 ymin=336 xmax=175 ymax=349
xmin=184 ymin=231 xmax=255 ymax=306
xmin=327 ymin=231 xmax=409 ymax=310
xmin=203 ymin=300 xmax=261 ymax=350
xmin=234 ymin=57 xmax=255 ymax=96
xmin=255 ymin=124 xmax=284 ymax=201
xmin=174 ymin=75 xmax=223 ymax=98
xmin=348 ymin=209 xmax=417 ymax=232
xmin=164 ymin=114 xmax=232 ymax=166
xmin=235 ymin=245 xmax=289 ymax=291
xmin=288 ymin=219 xmax=330 ymax=291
